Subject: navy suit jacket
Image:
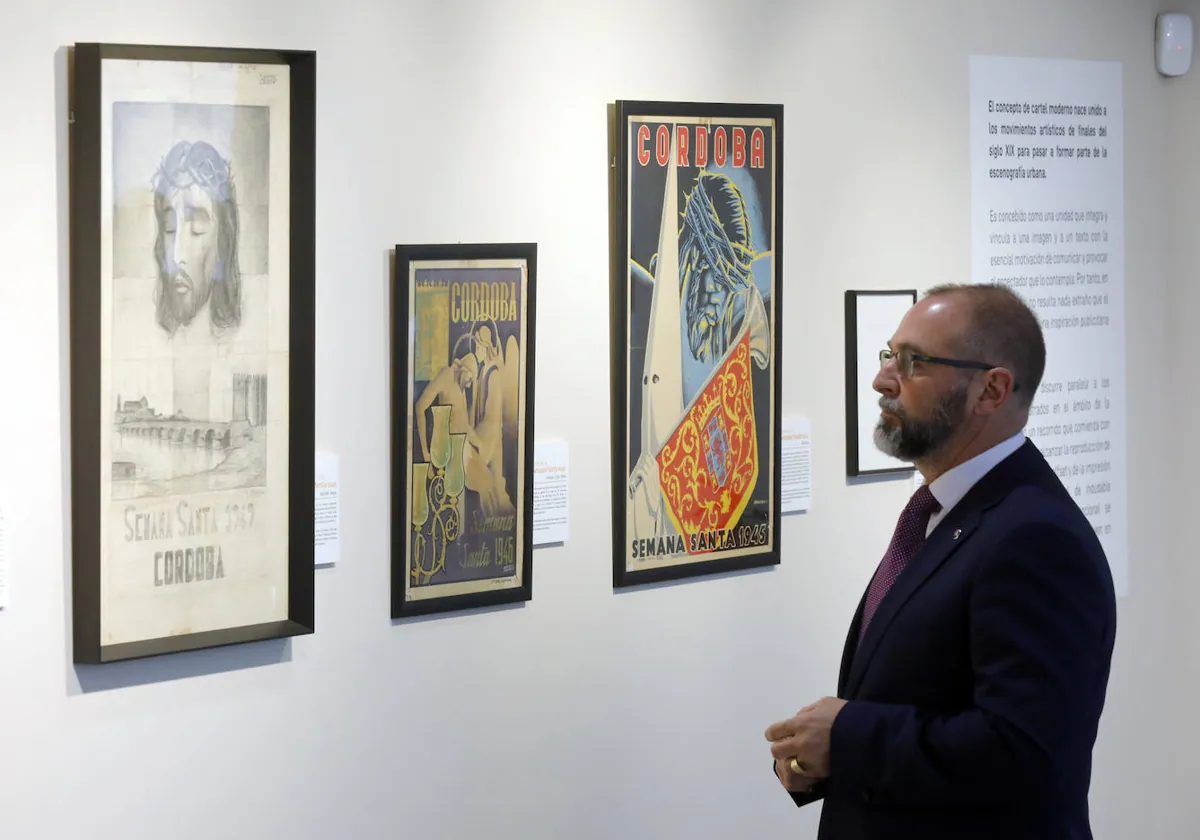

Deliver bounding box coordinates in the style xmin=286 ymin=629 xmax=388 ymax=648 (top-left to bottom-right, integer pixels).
xmin=786 ymin=440 xmax=1117 ymax=839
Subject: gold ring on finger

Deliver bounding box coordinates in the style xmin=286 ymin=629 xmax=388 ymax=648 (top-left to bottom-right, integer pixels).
xmin=790 ymin=758 xmax=806 ymax=775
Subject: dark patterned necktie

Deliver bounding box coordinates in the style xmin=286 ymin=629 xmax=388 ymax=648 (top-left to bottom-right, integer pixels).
xmin=858 ymin=485 xmax=942 ymax=643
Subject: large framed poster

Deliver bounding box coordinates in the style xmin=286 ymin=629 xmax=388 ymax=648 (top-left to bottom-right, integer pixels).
xmin=67 ymin=43 xmax=317 ymax=663
xmin=391 ymin=243 xmax=536 ymax=618
xmin=609 ymin=100 xmax=784 ymax=588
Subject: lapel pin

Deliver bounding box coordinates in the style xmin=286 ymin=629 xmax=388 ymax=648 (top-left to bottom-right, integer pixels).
xmin=952 ymin=529 xmax=961 ymax=540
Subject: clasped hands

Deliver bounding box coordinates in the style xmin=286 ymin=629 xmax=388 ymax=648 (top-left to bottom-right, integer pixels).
xmin=764 ymin=697 xmax=847 ymax=791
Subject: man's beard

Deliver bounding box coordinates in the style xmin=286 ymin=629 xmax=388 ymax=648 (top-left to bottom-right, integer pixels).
xmin=873 ymin=382 xmax=968 ymax=462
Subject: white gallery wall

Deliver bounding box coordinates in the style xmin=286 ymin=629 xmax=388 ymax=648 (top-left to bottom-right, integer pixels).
xmin=0 ymin=0 xmax=1194 ymax=837
xmin=1165 ymin=2 xmax=1200 ymax=828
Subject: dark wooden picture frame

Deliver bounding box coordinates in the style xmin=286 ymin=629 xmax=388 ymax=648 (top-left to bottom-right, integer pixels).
xmin=844 ymin=289 xmax=917 ymax=477
xmin=390 ymin=243 xmax=537 ymax=618
xmin=67 ymin=43 xmax=317 ymax=663
xmin=608 ymin=99 xmax=783 ymax=588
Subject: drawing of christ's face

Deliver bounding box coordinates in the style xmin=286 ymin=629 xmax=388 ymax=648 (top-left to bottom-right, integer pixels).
xmin=151 ymin=139 xmax=242 ymax=338
xmin=160 ymin=183 xmax=219 ymax=327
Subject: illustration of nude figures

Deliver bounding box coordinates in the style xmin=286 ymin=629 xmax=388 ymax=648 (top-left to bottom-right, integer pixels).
xmin=414 ymin=323 xmax=516 ymax=517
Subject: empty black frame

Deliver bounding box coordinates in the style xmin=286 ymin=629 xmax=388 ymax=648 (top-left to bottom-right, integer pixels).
xmin=68 ymin=42 xmax=317 ymax=663
xmin=844 ymin=289 xmax=917 ymax=477
xmin=608 ymin=99 xmax=784 ymax=588
xmin=390 ymin=243 xmax=537 ymax=618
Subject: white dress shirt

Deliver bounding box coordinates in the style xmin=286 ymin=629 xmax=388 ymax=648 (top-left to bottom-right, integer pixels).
xmin=925 ymin=431 xmax=1027 ymax=536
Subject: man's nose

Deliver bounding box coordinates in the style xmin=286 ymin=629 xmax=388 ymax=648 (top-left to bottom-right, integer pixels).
xmin=873 ymin=365 xmax=899 ymax=396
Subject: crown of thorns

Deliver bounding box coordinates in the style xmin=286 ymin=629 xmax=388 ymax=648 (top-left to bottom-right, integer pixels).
xmin=154 ymin=141 xmax=233 ymax=202
xmin=680 ymin=174 xmax=754 ymax=290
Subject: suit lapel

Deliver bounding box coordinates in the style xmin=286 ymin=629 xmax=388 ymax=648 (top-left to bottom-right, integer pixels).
xmin=841 ymin=440 xmax=1044 ymax=698
xmin=837 ymin=591 xmax=868 ymax=697
xmin=844 ymin=510 xmax=981 ymax=697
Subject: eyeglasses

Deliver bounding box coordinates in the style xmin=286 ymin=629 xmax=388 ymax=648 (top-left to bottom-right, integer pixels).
xmin=879 ymin=347 xmax=1020 ymax=393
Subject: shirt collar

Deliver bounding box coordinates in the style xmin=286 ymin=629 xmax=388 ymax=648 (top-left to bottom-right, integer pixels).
xmin=928 ymin=431 xmax=1026 ymax=516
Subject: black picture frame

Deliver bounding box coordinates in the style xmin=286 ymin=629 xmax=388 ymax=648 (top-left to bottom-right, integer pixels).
xmin=844 ymin=289 xmax=917 ymax=477
xmin=390 ymin=243 xmax=537 ymax=618
xmin=67 ymin=42 xmax=317 ymax=663
xmin=608 ymin=99 xmax=784 ymax=588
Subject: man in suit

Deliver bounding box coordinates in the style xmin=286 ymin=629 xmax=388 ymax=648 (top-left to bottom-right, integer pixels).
xmin=765 ymin=283 xmax=1117 ymax=839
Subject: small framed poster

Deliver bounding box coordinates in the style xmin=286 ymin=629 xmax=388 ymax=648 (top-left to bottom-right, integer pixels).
xmin=844 ymin=289 xmax=917 ymax=477
xmin=391 ymin=243 xmax=537 ymax=618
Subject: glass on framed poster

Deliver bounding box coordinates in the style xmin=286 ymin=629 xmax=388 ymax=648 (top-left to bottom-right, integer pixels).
xmin=608 ymin=100 xmax=784 ymax=587
xmin=67 ymin=43 xmax=316 ymax=663
xmin=844 ymin=290 xmax=919 ymax=477
xmin=391 ymin=243 xmax=536 ymax=618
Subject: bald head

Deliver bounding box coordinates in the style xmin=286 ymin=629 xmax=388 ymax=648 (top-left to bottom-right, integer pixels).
xmin=921 ymin=282 xmax=1045 ymax=410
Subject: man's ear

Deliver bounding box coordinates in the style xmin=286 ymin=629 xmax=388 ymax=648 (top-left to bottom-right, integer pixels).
xmin=972 ymin=368 xmax=1016 ymax=415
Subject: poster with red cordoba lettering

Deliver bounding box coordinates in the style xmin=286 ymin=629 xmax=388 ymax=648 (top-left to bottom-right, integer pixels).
xmin=609 ymin=100 xmax=784 ymax=587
